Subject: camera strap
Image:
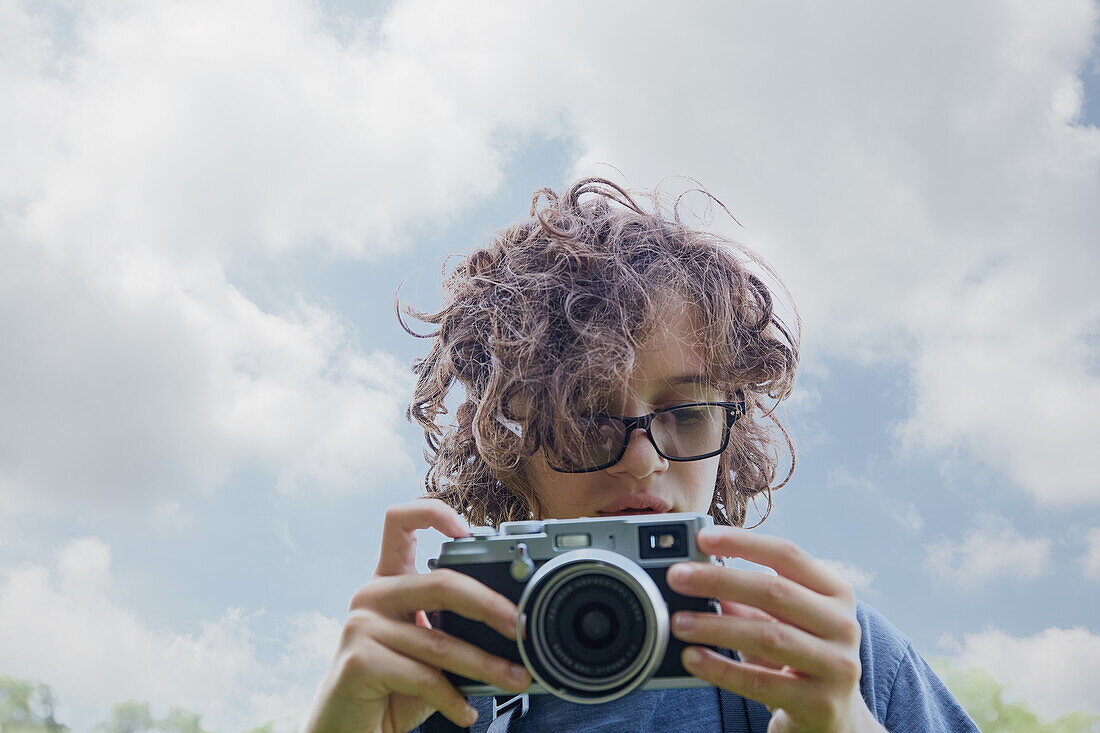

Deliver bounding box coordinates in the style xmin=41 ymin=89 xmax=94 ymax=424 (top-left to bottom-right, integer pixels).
xmin=487 ymin=693 xmax=529 ymax=732
xmin=418 ymin=693 xmax=527 ymax=733
xmin=717 ymin=649 xmax=772 ymax=733
xmin=422 ymin=687 xmax=765 ymax=733
xmin=482 ymin=690 xmax=763 ymax=733
xmin=717 ymin=687 xmax=771 ymax=733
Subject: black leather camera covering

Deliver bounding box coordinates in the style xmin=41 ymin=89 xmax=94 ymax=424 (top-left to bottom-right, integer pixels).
xmin=436 ymin=560 xmax=718 ymax=689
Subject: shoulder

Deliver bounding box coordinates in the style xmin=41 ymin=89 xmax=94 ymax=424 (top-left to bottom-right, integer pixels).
xmin=852 ymin=601 xmax=910 ymax=720
xmin=854 ymin=601 xmax=911 ymax=682
xmin=854 ymin=601 xmax=980 ymax=731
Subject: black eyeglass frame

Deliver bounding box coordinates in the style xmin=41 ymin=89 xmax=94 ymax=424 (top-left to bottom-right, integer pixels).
xmin=546 ymin=400 xmax=747 ymax=474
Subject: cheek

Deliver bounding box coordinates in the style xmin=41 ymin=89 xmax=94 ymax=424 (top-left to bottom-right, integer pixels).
xmin=545 ymin=475 xmax=601 ymax=512
xmin=525 ymin=456 xmax=598 ymax=518
xmin=525 ymin=460 xmax=554 ymax=505
xmin=679 ymin=458 xmax=721 ymax=511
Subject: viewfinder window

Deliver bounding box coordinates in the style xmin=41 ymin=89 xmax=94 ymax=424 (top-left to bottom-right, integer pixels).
xmin=638 ymin=524 xmax=688 ymax=559
xmin=555 ymin=533 xmax=591 ymax=549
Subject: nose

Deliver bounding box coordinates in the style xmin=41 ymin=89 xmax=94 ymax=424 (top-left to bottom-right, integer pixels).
xmin=606 ymin=428 xmax=668 ymax=479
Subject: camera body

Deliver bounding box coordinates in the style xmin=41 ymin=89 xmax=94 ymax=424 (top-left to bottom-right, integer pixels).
xmin=432 ymin=512 xmax=721 ymax=704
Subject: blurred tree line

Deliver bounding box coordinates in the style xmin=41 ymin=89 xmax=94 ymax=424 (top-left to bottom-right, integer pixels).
xmin=0 ymin=677 xmax=274 ymax=733
xmin=931 ymin=663 xmax=1099 ymax=733
xmin=3 ymin=666 xmax=1098 ymax=731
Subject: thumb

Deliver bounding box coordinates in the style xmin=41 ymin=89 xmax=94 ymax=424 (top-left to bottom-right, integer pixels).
xmin=375 ymin=499 xmax=469 ymax=577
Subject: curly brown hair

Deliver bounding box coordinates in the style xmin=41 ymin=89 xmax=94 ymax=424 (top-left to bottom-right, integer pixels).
xmin=398 ymin=177 xmax=799 ymax=528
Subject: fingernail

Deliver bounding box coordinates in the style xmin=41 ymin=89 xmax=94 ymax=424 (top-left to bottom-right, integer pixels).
xmin=673 ymin=613 xmax=694 ymax=632
xmin=464 ymin=705 xmax=478 ymax=725
xmin=668 ymin=564 xmax=691 ymax=584
xmin=698 ymin=527 xmax=721 ymax=542
xmin=509 ymin=663 xmax=528 ymax=683
xmin=500 ymin=609 xmax=517 ymax=637
xmin=683 ymin=647 xmax=704 ymax=666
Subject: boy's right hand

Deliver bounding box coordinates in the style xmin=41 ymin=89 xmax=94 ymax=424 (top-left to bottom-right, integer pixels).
xmin=302 ymin=499 xmax=533 ymax=733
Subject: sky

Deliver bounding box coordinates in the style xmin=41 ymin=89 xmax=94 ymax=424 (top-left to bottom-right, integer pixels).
xmin=1 ymin=0 xmax=1098 ymax=730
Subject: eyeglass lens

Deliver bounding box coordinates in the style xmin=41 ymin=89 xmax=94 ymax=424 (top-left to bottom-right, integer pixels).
xmin=556 ymin=404 xmax=730 ymax=471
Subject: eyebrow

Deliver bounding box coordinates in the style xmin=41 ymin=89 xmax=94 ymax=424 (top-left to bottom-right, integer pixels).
xmin=660 ymin=375 xmax=721 ymax=392
xmin=600 ymin=376 xmax=723 ymax=415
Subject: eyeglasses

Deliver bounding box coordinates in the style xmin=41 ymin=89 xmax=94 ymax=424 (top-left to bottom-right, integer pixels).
xmin=543 ymin=401 xmax=746 ymax=473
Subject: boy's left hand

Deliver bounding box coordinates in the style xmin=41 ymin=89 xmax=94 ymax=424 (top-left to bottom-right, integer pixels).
xmin=667 ymin=526 xmax=886 ymax=733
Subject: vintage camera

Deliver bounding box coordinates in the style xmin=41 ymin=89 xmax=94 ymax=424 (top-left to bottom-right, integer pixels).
xmin=431 ymin=512 xmax=721 ymax=704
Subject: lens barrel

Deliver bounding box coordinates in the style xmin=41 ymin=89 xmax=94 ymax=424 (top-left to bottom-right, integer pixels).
xmin=517 ymin=549 xmax=669 ymax=703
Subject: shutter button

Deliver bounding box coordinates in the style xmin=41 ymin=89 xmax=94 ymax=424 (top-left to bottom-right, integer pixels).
xmin=510 ymin=543 xmax=535 ymax=581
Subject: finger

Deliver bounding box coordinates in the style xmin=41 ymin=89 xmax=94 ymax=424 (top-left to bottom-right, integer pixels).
xmin=351 ymin=639 xmax=478 ymax=728
xmin=718 ymin=599 xmax=776 ymax=623
xmin=375 ymin=499 xmax=470 ymax=577
xmin=666 ymin=571 xmax=779 ymax=624
xmin=361 ymin=570 xmax=520 ymax=640
xmin=673 ymin=612 xmax=846 ymax=679
xmin=668 ymin=563 xmax=856 ymax=641
xmin=697 ymin=527 xmax=851 ymax=599
xmin=681 ymin=646 xmax=805 ymax=713
xmin=372 ymin=614 xmax=532 ymax=694
xmin=717 ymin=602 xmax=785 ymax=670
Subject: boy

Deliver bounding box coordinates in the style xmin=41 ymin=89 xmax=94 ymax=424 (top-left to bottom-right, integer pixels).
xmin=304 ymin=178 xmax=978 ymax=732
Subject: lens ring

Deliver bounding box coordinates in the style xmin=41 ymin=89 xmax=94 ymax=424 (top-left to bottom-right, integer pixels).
xmin=535 ymin=566 xmax=650 ymax=687
xmin=517 ymin=549 xmax=669 ymax=704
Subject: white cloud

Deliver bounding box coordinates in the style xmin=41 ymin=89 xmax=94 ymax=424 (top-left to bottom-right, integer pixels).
xmin=939 ymin=626 xmax=1100 ymax=718
xmin=4 ymin=0 xmax=517 ymax=258
xmin=925 ymin=513 xmax=1051 ymax=589
xmin=2 ymin=0 xmax=562 ymax=515
xmin=896 ymin=257 xmax=1100 ymax=506
xmin=151 ymin=501 xmax=194 ymax=532
xmin=272 ymin=517 xmax=299 ymax=552
xmin=0 ymin=238 xmax=416 ymax=508
xmin=889 ymin=502 xmax=925 ymax=534
xmin=783 ymin=384 xmax=822 ymax=414
xmin=2 ymin=3 xmax=429 ymax=505
xmin=4 ymin=0 xmax=1098 ymax=518
xmin=826 ymin=467 xmax=925 ymax=534
xmin=1081 ymin=526 xmax=1100 ymax=580
xmin=380 ymin=0 xmax=1100 ymax=506
xmin=0 ymin=537 xmax=340 ymax=731
xmin=818 ymin=558 xmax=876 ymax=594
xmin=3 ymin=0 xmax=1096 ymax=728
xmin=826 ymin=467 xmax=877 ymax=494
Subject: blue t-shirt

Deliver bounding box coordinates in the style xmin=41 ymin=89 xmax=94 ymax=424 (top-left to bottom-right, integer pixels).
xmin=425 ymin=602 xmax=978 ymax=732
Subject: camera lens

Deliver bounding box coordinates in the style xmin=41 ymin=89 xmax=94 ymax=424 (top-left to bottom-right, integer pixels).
xmin=543 ymin=572 xmax=645 ymax=679
xmin=517 ymin=550 xmax=669 ymax=704
xmin=578 ymin=605 xmax=613 ymax=645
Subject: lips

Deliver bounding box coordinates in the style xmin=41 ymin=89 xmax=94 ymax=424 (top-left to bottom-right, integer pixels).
xmin=597 ymin=493 xmax=673 ymax=515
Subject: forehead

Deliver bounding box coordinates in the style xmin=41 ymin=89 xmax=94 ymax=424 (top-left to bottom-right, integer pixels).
xmin=619 ymin=305 xmax=720 ymax=401
xmin=636 ymin=306 xmax=705 ymax=371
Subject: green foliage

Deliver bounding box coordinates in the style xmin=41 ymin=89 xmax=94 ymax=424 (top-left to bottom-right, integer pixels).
xmin=1 ymin=680 xmax=213 ymax=733
xmin=92 ymin=701 xmax=211 ymax=733
xmin=933 ymin=661 xmax=1100 ymax=733
xmin=0 ymin=676 xmax=69 ymax=733
xmin=13 ymin=665 xmax=1099 ymax=733
xmin=157 ymin=707 xmax=208 ymax=733
xmin=93 ymin=701 xmax=155 ymax=733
